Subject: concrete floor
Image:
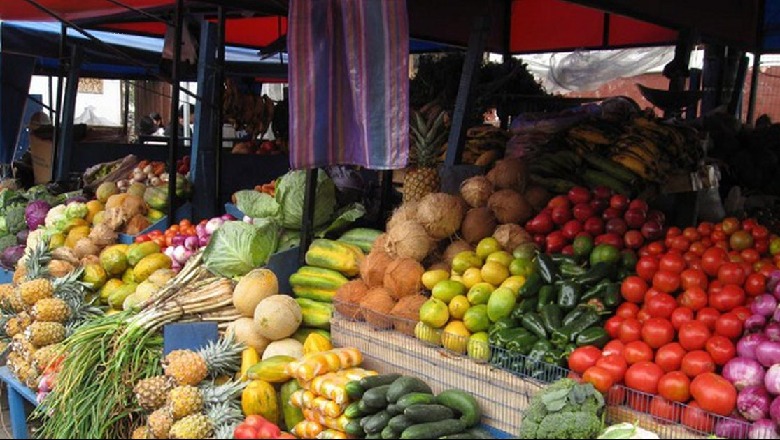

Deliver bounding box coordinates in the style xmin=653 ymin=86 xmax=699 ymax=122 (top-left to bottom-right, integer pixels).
xmin=0 ymin=383 xmax=17 ymax=439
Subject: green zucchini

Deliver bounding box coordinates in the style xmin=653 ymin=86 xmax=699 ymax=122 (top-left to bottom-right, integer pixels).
xmin=436 ymin=389 xmax=482 ymax=427
xmin=387 ymin=377 xmax=432 ymax=403
xmin=386 ymin=403 xmax=403 ymax=416
xmin=388 ymin=414 xmax=415 ymax=433
xmin=360 ymin=374 xmax=402 ymax=390
xmin=363 ymin=410 xmax=392 ymax=435
xmin=382 ymin=425 xmax=400 ymax=439
xmin=401 ymin=419 xmax=466 ymax=439
xmin=362 ymin=385 xmax=391 ymax=409
xmin=396 ymin=392 xmax=437 ymax=411
xmin=404 ymin=404 xmax=455 ymax=423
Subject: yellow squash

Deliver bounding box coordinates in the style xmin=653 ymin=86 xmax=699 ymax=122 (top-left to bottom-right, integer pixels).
xmin=239 ymin=347 xmax=261 ymax=381
xmin=303 ymin=333 xmax=333 ymax=355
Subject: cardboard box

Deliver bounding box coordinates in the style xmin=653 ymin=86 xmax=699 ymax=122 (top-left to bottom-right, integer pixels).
xmin=28 ymin=127 xmax=54 ymax=185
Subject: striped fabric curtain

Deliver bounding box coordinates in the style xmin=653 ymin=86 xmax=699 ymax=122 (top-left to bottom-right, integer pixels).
xmin=288 ymin=0 xmax=409 ymax=170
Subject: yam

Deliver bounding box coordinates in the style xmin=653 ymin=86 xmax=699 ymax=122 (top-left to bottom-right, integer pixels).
xmin=383 ymin=258 xmax=425 ymax=300
xmin=359 ymin=288 xmax=396 ymax=329
xmin=360 ymin=251 xmax=393 ymax=288
xmin=333 ymin=280 xmax=369 ymax=320
xmin=488 ymin=189 xmax=533 ymax=224
xmin=461 ymin=207 xmax=497 ymax=245
xmin=390 ymin=294 xmax=427 ymax=336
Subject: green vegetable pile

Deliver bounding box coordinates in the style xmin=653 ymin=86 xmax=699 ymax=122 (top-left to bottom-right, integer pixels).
xmin=518 ymin=378 xmax=604 ymax=439
xmin=0 ymin=185 xmax=66 ymax=254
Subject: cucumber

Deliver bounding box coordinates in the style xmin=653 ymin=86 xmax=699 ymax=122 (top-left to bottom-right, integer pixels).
xmin=362 ymin=384 xmax=391 ymax=409
xmin=438 ymin=434 xmax=472 ymax=439
xmin=436 ymin=389 xmax=482 ymax=427
xmin=358 ymin=399 xmax=380 ymax=416
xmin=401 ymin=419 xmax=466 ymax=439
xmin=388 ymin=414 xmax=415 ymax=433
xmin=381 ymin=425 xmax=400 ymax=439
xmin=344 ymin=401 xmax=365 ymax=419
xmin=386 ymin=403 xmax=403 ymax=416
xmin=440 ymin=428 xmax=495 ymax=439
xmin=404 ymin=404 xmax=455 ymax=423
xmin=387 ymin=377 xmax=433 ymax=403
xmin=363 ymin=410 xmax=392 ymax=435
xmin=366 ymin=434 xmax=382 ymax=439
xmin=396 ymin=392 xmax=437 ymax=411
xmin=345 ymin=380 xmax=365 ymax=400
xmin=344 ymin=419 xmax=365 ymax=437
xmin=359 ymin=374 xmax=402 ymax=390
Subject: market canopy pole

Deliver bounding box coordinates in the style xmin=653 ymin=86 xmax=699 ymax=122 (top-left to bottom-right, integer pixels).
xmin=53 ymin=45 xmax=82 ymax=182
xmin=166 ymin=0 xmax=183 ymax=228
xmin=214 ymin=6 xmax=225 ymax=216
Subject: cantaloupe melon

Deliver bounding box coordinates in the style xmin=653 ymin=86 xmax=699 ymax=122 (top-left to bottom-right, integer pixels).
xmin=234 ymin=268 xmax=279 ymax=318
xmin=261 ymin=338 xmax=304 ymax=360
xmin=227 ymin=317 xmax=271 ymax=354
xmin=253 ymin=295 xmax=302 ymax=341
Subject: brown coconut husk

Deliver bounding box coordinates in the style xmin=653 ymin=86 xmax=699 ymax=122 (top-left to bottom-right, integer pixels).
xmin=460 ymin=176 xmax=494 ymax=208
xmin=428 ymin=261 xmax=451 ymax=272
xmin=493 ymin=224 xmax=532 ymax=253
xmin=386 ymin=202 xmax=419 ymax=231
xmin=390 ymin=294 xmax=427 ymax=336
xmin=524 ymin=185 xmax=552 ymax=213
xmin=334 ymin=280 xmax=370 ymax=320
xmin=384 ymin=220 xmax=434 ymax=262
xmin=360 ymin=288 xmax=397 ymax=329
xmin=360 ymin=251 xmax=394 ymax=288
xmin=416 ymin=193 xmax=465 ymax=240
xmin=486 ymin=157 xmax=528 ymax=192
xmin=383 ymin=258 xmax=425 ymax=300
xmin=461 ymin=207 xmax=498 ymax=245
xmin=373 ymin=233 xmax=388 ymax=252
xmin=488 ymin=189 xmax=533 ymax=224
xmin=443 ymin=240 xmax=473 ymax=265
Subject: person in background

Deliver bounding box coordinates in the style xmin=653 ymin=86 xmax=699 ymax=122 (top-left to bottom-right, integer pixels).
xmin=165 ymin=104 xmax=195 ymax=138
xmin=150 ymin=112 xmax=165 ymax=135
xmin=138 ymin=115 xmax=157 ymax=137
xmin=482 ymin=106 xmax=500 ymax=127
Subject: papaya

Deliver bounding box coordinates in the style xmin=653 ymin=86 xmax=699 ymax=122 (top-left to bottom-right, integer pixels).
xmin=133 ymin=253 xmax=172 ymax=282
xmin=304 ymin=239 xmax=363 ymax=277
xmin=242 ymin=379 xmax=279 ymax=423
xmin=127 ymin=241 xmax=161 ymax=266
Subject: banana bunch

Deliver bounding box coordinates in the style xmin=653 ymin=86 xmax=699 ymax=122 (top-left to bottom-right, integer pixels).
xmin=529 ymin=149 xmax=640 ymax=196
xmin=462 ymin=125 xmax=510 ymax=166
xmin=223 ymin=78 xmax=276 ymax=139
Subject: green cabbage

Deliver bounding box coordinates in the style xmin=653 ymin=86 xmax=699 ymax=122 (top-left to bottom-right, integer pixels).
xmin=275 ymin=170 xmax=337 ymax=230
xmin=235 ymin=190 xmax=280 ymax=218
xmin=203 ymin=220 xmax=281 ymax=278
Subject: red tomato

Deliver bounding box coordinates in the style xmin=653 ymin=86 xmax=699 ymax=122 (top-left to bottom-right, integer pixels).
xmin=722 ymin=218 xmax=741 ymax=235
xmin=741 ymin=248 xmax=761 ymax=265
xmin=644 ymin=287 xmax=664 ymax=303
xmin=256 ymin=424 xmax=282 ymax=439
xmin=670 ymin=236 xmax=691 ymax=252
xmin=602 ymin=341 xmax=625 ymax=358
xmin=683 ymin=227 xmax=700 ymax=242
xmin=645 ymin=293 xmax=677 ymax=319
xmin=681 ymin=350 xmax=716 ymax=377
xmin=717 ymin=263 xmax=747 ymax=286
xmin=705 ymin=335 xmax=736 ymax=366
xmin=714 ymin=313 xmax=743 ymax=340
xmin=689 ymin=241 xmax=707 ymax=256
xmin=753 ymin=225 xmax=770 ymax=241
xmin=636 ymin=256 xmax=659 ymax=282
xmin=618 ymin=318 xmax=643 ymax=344
xmin=680 ymin=268 xmax=708 ymax=290
xmin=616 ymin=303 xmax=640 ymax=320
xmin=671 ymin=307 xmax=695 ymax=330
xmin=582 ymin=366 xmax=615 ymax=393
xmin=690 ymin=372 xmax=738 ymax=416
xmin=244 ymin=415 xmax=272 ymax=429
xmin=745 ymin=273 xmax=767 ymax=297
xmin=702 ymin=247 xmax=729 ymax=277
xmin=709 ymin=284 xmax=745 ymax=313
xmin=681 ymin=401 xmax=715 ymax=433
xmin=679 ymin=287 xmax=708 ymax=311
xmin=604 ymin=316 xmax=625 ymax=339
xmin=233 ymin=425 xmax=257 ymax=439
xmin=627 ymin=392 xmax=653 ymax=413
xmin=655 ymin=342 xmax=687 ymax=373
xmin=660 ymin=253 xmax=686 ymax=274
xmin=568 ymin=346 xmax=603 ymax=374
xmin=625 ymin=361 xmax=664 ymax=395
xmin=636 ymin=308 xmax=652 ymax=324
xmin=667 ymin=226 xmax=682 ymax=237
xmin=621 ymin=276 xmax=648 ymax=304
xmin=658 ymin=371 xmax=691 ymax=403
xmin=623 ymin=340 xmax=654 ymax=365
xmin=650 ymin=395 xmax=680 ymax=423
xmin=596 ymin=354 xmax=628 ymax=383
xmin=698 ymin=222 xmax=713 ymax=236
xmin=646 ymin=241 xmax=666 ymax=256
xmin=641 ymin=318 xmax=675 ymax=349
xmin=696 ymin=307 xmax=721 ymax=332
xmin=653 ymin=270 xmax=681 ymax=293
xmin=678 ymin=321 xmax=712 ymax=351
xmin=731 ymin=306 xmax=751 ymax=322
xmin=606 ymin=385 xmax=626 ymax=406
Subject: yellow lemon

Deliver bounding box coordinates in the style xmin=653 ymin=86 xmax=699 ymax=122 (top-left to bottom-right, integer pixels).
xmin=500 ymin=275 xmax=526 ymax=296
xmin=476 ymin=237 xmax=501 ymax=260
xmin=441 ymin=321 xmax=471 ymax=354
xmin=481 ymin=261 xmax=509 ymax=286
xmin=450 ymin=275 xmax=464 ymax=284
xmin=415 ymin=321 xmax=442 ymax=346
xmin=448 ymin=295 xmax=470 ymax=320
xmin=432 ymin=280 xmax=467 ymax=304
xmin=461 ymin=267 xmax=483 ymax=289
xmin=422 ymin=269 xmax=450 ymax=291
xmin=467 ymin=283 xmax=494 ymax=305
xmin=467 ymin=332 xmax=491 ymax=362
xmin=486 ymin=251 xmax=513 ymax=267
xmin=419 ymin=298 xmax=450 ymax=328
xmin=451 ymin=251 xmax=483 ymax=275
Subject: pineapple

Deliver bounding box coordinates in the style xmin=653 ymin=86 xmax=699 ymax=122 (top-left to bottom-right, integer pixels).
xmin=148 ymin=407 xmax=174 ymax=439
xmin=0 ymin=283 xmax=13 ymax=305
xmin=12 ymin=265 xmax=26 ymax=285
xmin=403 ymin=109 xmax=448 ymax=202
xmin=131 ymin=426 xmax=153 ymax=440
xmin=200 ymin=380 xmax=246 ymax=410
xmin=25 ymin=321 xmax=66 ymax=347
xmin=4 ymin=312 xmax=33 ymax=337
xmin=31 ymin=343 xmax=63 ymax=372
xmin=169 ymin=414 xmax=214 ymax=439
xmin=7 ymin=289 xmax=27 ymax=313
xmin=167 ymin=385 xmax=204 ymax=419
xmin=19 ymin=279 xmax=54 ymax=306
xmin=163 ymin=336 xmax=243 ymax=386
xmin=135 ymin=375 xmax=176 ymax=411
xmin=32 ymin=297 xmax=70 ymax=323
xmin=206 ymin=402 xmax=243 ymax=437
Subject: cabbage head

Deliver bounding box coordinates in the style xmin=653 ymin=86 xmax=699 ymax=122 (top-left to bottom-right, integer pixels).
xmin=275 ymin=170 xmax=336 ymax=230
xmin=203 ymin=219 xmax=281 ymax=278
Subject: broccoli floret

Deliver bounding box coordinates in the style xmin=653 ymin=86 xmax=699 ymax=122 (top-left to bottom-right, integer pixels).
xmin=5 ymin=204 xmax=26 ymax=235
xmin=536 ymin=412 xmax=603 ymax=439
xmin=0 ymin=234 xmax=18 ymax=252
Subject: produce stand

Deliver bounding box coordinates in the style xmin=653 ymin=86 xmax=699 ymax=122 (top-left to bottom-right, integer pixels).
xmin=117 ymin=202 xmax=192 ymax=244
xmin=0 ymin=366 xmax=37 ymax=439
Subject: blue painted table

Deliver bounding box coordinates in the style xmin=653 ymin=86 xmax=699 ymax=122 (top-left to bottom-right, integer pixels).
xmin=0 ymin=366 xmax=37 ymax=439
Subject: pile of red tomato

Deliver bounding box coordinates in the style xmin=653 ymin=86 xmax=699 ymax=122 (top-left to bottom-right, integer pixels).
xmin=571 ymin=217 xmax=778 ymax=432
xmin=135 ymin=219 xmax=201 ymax=248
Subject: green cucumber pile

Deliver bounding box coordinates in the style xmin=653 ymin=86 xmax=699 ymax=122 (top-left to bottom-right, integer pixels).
xmin=342 ymin=374 xmax=492 ymax=439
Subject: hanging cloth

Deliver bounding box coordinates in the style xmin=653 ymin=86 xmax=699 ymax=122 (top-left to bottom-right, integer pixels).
xmin=288 ymin=0 xmax=409 ymax=170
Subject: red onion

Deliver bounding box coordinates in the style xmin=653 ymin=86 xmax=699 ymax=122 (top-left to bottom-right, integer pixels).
xmin=768 ymin=322 xmax=780 ymax=342
xmin=747 ymin=315 xmax=769 ymax=333
xmin=753 ymin=295 xmax=778 ymax=317
xmin=199 ymin=236 xmax=209 ymax=247
xmin=171 ymin=235 xmax=186 ymax=246
xmin=767 ymin=365 xmax=780 ymax=395
xmin=739 ymin=333 xmax=770 ymax=360
xmin=757 ymin=342 xmax=780 ymax=368
xmin=774 ymin=282 xmax=780 ymax=301
xmin=749 ymin=419 xmax=779 ymax=439
xmin=774 ymin=306 xmax=780 ymax=323
xmin=771 ymin=396 xmax=780 ymax=424
xmin=716 ymin=416 xmax=751 ymax=439
xmin=738 ymin=386 xmax=772 ymax=421
xmin=723 ymin=357 xmax=766 ymax=390
xmin=768 ymin=270 xmax=780 ymax=293
xmin=184 ymin=236 xmax=199 ymax=251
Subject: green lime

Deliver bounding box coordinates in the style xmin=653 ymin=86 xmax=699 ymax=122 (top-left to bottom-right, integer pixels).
xmin=512 ymin=243 xmax=538 ymax=260
xmin=509 ymin=258 xmax=534 ymax=277
xmin=573 ymin=235 xmax=594 ymax=258
xmin=463 ymin=304 xmax=490 ymax=333
xmin=476 ymin=238 xmax=501 ymax=260
xmin=590 ymin=244 xmax=620 ymax=266
xmin=467 ymin=283 xmax=494 ymax=305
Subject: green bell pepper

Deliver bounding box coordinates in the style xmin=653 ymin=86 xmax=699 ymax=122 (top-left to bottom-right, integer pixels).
xmin=536 ymin=253 xmax=559 ymax=284
xmin=551 ymin=308 xmax=601 ymax=347
xmin=603 ymin=283 xmax=621 ymax=308
xmin=562 ymin=306 xmax=587 ymax=327
xmin=576 ymin=327 xmax=609 ymax=348
xmin=577 ymin=262 xmax=616 ymax=286
xmin=535 ymin=285 xmax=555 ymax=312
xmin=580 ymin=279 xmax=612 ymax=302
xmin=488 ymin=317 xmax=519 ymax=340
xmin=511 ymin=296 xmax=538 ymax=319
xmin=520 ymin=313 xmax=547 ymax=339
xmin=540 ymin=303 xmax=562 ymax=335
xmin=518 ymin=272 xmax=542 ymax=298
xmin=556 ymin=281 xmax=581 ymax=311
xmin=559 ymin=261 xmax=588 ymax=278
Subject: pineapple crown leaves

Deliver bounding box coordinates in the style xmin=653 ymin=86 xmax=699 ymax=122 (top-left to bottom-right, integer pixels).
xmin=214 ymin=421 xmax=240 ymax=440
xmin=410 ymin=109 xmax=449 ymax=167
xmin=199 ymin=380 xmax=246 ymax=408
xmin=24 ymin=240 xmax=52 ymax=281
xmin=197 ymin=334 xmax=245 ymax=377
xmin=206 ymin=401 xmax=243 ymax=429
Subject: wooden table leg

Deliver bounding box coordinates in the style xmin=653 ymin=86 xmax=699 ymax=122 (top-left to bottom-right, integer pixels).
xmin=7 ymin=386 xmax=29 ymax=439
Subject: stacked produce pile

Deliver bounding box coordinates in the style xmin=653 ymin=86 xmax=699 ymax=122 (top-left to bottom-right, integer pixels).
xmin=135 ymin=216 xmax=231 ymax=272
xmin=518 ymin=378 xmax=605 ymax=439
xmin=570 ymin=218 xmax=776 ymax=436
xmin=0 ymin=185 xmax=65 ymax=269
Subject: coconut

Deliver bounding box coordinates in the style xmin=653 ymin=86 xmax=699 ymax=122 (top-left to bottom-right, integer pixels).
xmin=493 ymin=224 xmax=532 ymax=252
xmin=461 ymin=207 xmax=498 ymax=245
xmin=524 ymin=185 xmax=551 ymax=212
xmin=333 ymin=280 xmax=369 ymax=320
xmin=384 ymin=220 xmax=434 ymax=262
xmin=73 ymin=238 xmax=100 ymax=260
xmin=360 ymin=251 xmax=393 ymax=288
xmin=360 ymin=288 xmax=397 ymax=329
xmin=428 ymin=261 xmax=451 ymax=272
xmin=383 ymin=258 xmax=425 ymax=300
xmin=416 ymin=193 xmax=465 ymax=240
xmin=373 ymin=233 xmax=388 ymax=252
xmin=486 ymin=157 xmax=527 ymax=192
xmin=460 ymin=176 xmax=494 ymax=208
xmin=386 ymin=202 xmax=419 ymax=232
xmin=488 ymin=189 xmax=532 ymax=224
xmin=443 ymin=240 xmax=472 ymax=265
xmin=390 ymin=294 xmax=428 ymax=336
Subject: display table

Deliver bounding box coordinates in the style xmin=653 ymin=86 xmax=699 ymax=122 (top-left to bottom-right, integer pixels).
xmin=0 ymin=366 xmax=37 ymax=439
